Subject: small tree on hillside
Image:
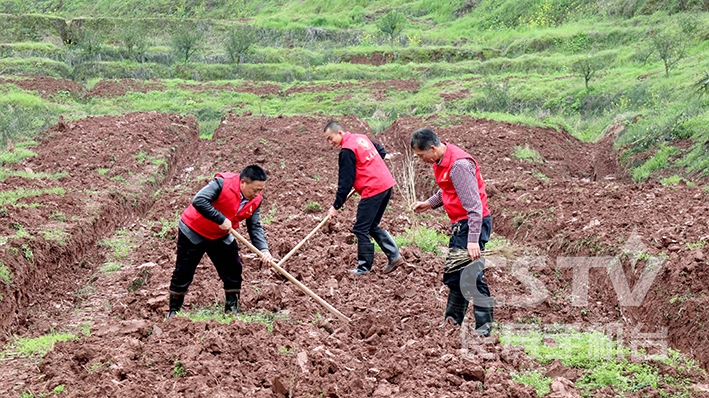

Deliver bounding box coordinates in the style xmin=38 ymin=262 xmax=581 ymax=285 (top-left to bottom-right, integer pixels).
xmin=376 ymin=11 xmax=406 ymax=47
xmin=571 ymin=54 xmax=606 ymax=90
xmin=119 ymin=25 xmax=148 ymax=62
xmin=648 ymin=28 xmax=686 ymax=78
xmin=75 ymin=29 xmax=104 ymax=60
xmin=225 ymin=26 xmax=255 ymax=64
xmin=171 ymin=24 xmax=203 ymax=63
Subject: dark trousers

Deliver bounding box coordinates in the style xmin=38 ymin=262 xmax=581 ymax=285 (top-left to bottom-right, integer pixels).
xmin=169 ymin=230 xmax=243 ymax=294
xmin=443 ymin=215 xmax=494 ymax=329
xmin=352 ymin=188 xmax=400 ymax=271
xmin=444 ymin=216 xmax=492 ymax=294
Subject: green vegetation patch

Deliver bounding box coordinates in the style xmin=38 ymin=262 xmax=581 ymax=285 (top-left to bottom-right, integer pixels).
xmin=631 ymin=145 xmax=678 ymax=182
xmin=99 ymin=228 xmax=137 ymax=261
xmin=0 ymin=93 xmax=60 ymax=148
xmin=0 ymin=168 xmax=68 ymax=181
xmin=0 ymin=261 xmax=12 ymax=284
xmin=2 ymin=331 xmax=77 ymax=359
xmin=41 ymin=227 xmax=69 ymax=245
xmin=484 ymin=234 xmax=511 ymax=251
xmin=512 ymin=145 xmax=544 ymax=163
xmin=0 ymin=187 xmax=65 ymax=206
xmin=178 ymin=304 xmax=288 ymax=332
xmin=0 ymin=147 xmax=37 ymax=164
xmin=382 ymin=225 xmax=449 ymax=255
xmin=261 ymin=203 xmax=277 ymax=225
xmin=304 ymin=201 xmax=322 ymax=212
xmin=98 ymin=228 xmax=138 ymax=273
xmin=0 ymin=1 xmax=708 ymax=181
xmin=511 ymin=370 xmax=552 ymax=397
xmin=500 ymin=325 xmax=703 ymax=396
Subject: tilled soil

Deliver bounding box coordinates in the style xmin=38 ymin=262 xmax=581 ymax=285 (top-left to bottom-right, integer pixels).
xmin=0 ymin=75 xmax=421 ymax=99
xmin=1 ymin=111 xmax=709 ymax=397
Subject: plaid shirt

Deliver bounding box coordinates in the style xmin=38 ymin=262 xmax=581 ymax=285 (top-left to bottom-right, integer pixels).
xmin=427 ymin=158 xmax=482 ymax=244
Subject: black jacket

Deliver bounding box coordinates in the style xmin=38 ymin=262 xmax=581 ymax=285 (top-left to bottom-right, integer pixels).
xmin=178 ymin=177 xmax=269 ymax=252
xmin=333 ymin=141 xmax=387 ymax=209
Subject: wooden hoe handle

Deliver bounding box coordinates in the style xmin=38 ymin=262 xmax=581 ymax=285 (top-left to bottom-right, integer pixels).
xmin=229 ymin=229 xmax=351 ymax=323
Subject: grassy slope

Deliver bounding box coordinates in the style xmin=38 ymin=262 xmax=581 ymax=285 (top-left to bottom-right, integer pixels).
xmin=1 ymin=0 xmax=709 ymax=182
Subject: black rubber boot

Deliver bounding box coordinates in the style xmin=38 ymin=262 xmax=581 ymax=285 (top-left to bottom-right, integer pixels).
xmin=167 ymin=292 xmax=185 ymax=318
xmin=350 ymin=244 xmax=374 ymax=275
xmin=372 ymin=229 xmax=400 ymax=264
xmin=473 ymin=301 xmax=494 ymax=337
xmin=439 ymin=287 xmax=469 ymax=327
xmin=224 ymin=290 xmax=240 ymax=314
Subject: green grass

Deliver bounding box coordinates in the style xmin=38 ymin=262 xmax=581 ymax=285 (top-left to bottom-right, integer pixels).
xmin=41 ymin=227 xmax=69 ymax=245
xmin=660 ymin=174 xmax=694 ymax=186
xmin=261 ymin=203 xmax=277 ymax=225
xmin=3 ymin=0 xmax=697 ymax=25
xmin=512 ymin=145 xmax=544 ymax=163
xmin=173 ymin=359 xmax=186 ymax=378
xmin=178 ymin=304 xmax=288 ymax=332
xmin=0 ymin=223 xmax=31 ymax=246
xmin=511 ymin=370 xmax=552 ymax=397
xmin=1 ymin=331 xmax=77 ymax=358
xmin=379 ymin=225 xmax=449 ymax=254
xmin=98 ymin=228 xmax=137 ymax=261
xmin=153 ymin=216 xmax=175 ymax=239
xmin=500 ymin=325 xmax=700 ymax=396
xmin=685 ymin=240 xmax=706 ymax=250
xmin=0 ymin=187 xmax=65 ymax=206
xmin=0 ymin=3 xmax=708 ymax=180
xmin=304 ymin=201 xmax=322 ymax=212
xmin=0 ymin=147 xmax=37 ymax=164
xmin=532 ymin=171 xmax=550 ymax=181
xmin=484 ymin=234 xmax=510 ymax=251
xmin=0 ymin=261 xmax=12 ymax=284
xmin=98 ymin=228 xmax=137 ymax=273
xmin=631 ymin=145 xmax=679 ymax=182
xmin=100 ymin=262 xmax=122 ymax=273
xmin=0 ymin=168 xmax=68 ymax=181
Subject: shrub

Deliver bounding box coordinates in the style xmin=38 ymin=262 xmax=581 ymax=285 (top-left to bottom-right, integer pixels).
xmin=171 ymin=23 xmax=204 ymax=63
xmin=571 ymin=54 xmax=608 ymax=90
xmin=376 ymin=11 xmax=407 ymax=46
xmin=119 ymin=24 xmax=148 ymax=62
xmin=647 ymin=28 xmax=686 ymax=77
xmin=0 ymin=103 xmax=55 ymax=149
xmin=471 ymin=78 xmax=511 ymax=113
xmin=225 ymin=26 xmax=255 ymax=64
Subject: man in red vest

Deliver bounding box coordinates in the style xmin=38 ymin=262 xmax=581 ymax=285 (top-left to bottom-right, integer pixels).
xmin=411 ymin=128 xmax=494 ymax=336
xmin=167 ymin=165 xmax=273 ymax=318
xmin=324 ymin=121 xmax=405 ymax=276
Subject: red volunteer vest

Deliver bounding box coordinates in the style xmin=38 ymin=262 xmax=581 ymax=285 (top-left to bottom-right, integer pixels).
xmin=340 ymin=132 xmax=396 ymax=198
xmin=433 ymin=143 xmax=490 ymax=223
xmin=181 ymin=172 xmax=263 ymax=240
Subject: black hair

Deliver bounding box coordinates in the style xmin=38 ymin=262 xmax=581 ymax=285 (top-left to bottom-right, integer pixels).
xmin=324 ymin=120 xmax=343 ymax=133
xmin=410 ymin=127 xmax=441 ymax=150
xmin=240 ymin=164 xmax=268 ymax=182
